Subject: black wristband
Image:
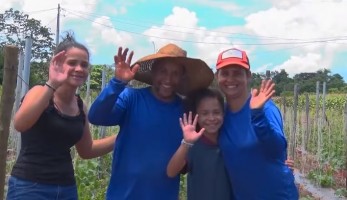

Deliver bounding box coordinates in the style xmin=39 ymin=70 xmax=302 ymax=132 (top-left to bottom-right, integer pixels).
xmin=45 ymin=82 xmax=56 ymax=92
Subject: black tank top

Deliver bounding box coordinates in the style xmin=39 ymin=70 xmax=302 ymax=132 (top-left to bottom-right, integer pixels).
xmin=11 ymin=95 xmax=85 ymax=185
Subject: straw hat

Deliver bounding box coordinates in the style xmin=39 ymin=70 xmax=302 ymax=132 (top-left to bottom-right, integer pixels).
xmin=131 ymin=43 xmax=214 ymax=95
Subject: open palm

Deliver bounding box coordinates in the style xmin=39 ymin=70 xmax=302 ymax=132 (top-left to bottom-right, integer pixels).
xmin=114 ymin=47 xmax=140 ymax=82
xmin=48 ymin=51 xmax=68 ymax=88
xmin=250 ymin=79 xmax=276 ymax=109
xmin=179 ymin=112 xmax=205 ymax=144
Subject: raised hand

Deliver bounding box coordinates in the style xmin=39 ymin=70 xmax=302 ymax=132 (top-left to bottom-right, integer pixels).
xmin=250 ymin=79 xmax=275 ymax=109
xmin=47 ymin=51 xmax=68 ymax=89
xmin=179 ymin=112 xmax=205 ymax=144
xmin=114 ymin=47 xmax=140 ymax=82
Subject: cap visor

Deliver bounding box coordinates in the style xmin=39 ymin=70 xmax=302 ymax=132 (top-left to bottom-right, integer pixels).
xmin=217 ymin=60 xmax=250 ymax=70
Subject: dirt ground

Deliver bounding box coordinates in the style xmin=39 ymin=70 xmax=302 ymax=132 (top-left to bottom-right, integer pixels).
xmin=295 ymin=148 xmax=347 ymax=200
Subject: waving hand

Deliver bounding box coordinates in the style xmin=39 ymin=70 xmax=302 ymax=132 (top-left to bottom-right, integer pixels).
xmin=114 ymin=47 xmax=140 ymax=82
xmin=179 ymin=112 xmax=205 ymax=144
xmin=250 ymin=79 xmax=276 ymax=109
xmin=47 ymin=51 xmax=68 ymax=89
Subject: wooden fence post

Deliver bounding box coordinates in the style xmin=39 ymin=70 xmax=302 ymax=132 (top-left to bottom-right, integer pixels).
xmin=282 ymin=96 xmax=286 ymax=123
xmin=291 ymin=84 xmax=299 ymax=159
xmin=322 ymin=82 xmax=326 ymax=127
xmin=315 ymin=81 xmax=320 ymax=127
xmin=304 ymin=93 xmax=310 ymax=151
xmin=0 ymin=46 xmax=19 ymax=199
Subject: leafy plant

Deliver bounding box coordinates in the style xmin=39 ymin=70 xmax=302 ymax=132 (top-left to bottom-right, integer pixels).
xmin=335 ymin=188 xmax=347 ymax=197
xmin=74 ymin=125 xmax=116 ymax=200
xmin=179 ymin=174 xmax=187 ymax=199
xmin=75 ymin=154 xmax=112 ymax=200
xmin=307 ymin=168 xmax=334 ymax=188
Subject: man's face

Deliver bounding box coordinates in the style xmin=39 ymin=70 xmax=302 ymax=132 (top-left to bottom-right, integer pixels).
xmin=151 ymin=60 xmax=184 ymax=102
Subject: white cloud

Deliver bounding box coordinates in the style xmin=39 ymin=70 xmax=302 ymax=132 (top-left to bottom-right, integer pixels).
xmin=194 ymin=28 xmax=255 ymax=70
xmin=1 ymin=0 xmax=99 ymax=36
xmin=143 ymin=6 xmax=244 ymax=69
xmin=273 ymin=53 xmax=322 ymax=76
xmin=246 ymin=2 xmax=347 ymax=41
xmin=143 ymin=7 xmax=200 ymax=49
xmin=266 ymin=0 xmax=301 ymax=9
xmin=177 ymin=0 xmax=240 ymax=12
xmin=245 ymin=0 xmax=347 ymax=73
xmin=86 ymin=16 xmax=134 ymax=52
xmin=2 ymin=0 xmax=135 ymax=54
xmin=0 ymin=0 xmax=23 ymax=12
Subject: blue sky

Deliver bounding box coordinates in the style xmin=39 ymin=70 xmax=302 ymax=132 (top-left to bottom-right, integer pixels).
xmin=2 ymin=0 xmax=347 ymax=81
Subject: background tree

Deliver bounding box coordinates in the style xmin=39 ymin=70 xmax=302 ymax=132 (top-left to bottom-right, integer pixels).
xmin=293 ymin=69 xmax=340 ymax=93
xmin=78 ymin=65 xmax=115 ymax=93
xmin=251 ymin=68 xmax=346 ymax=95
xmin=272 ymin=69 xmax=294 ymax=96
xmin=250 ymin=72 xmax=264 ymax=89
xmin=328 ymin=73 xmax=345 ymax=92
xmin=0 ymin=8 xmax=54 ymax=61
xmin=29 ymin=62 xmax=49 ymax=87
xmin=0 ymin=8 xmax=55 ymax=86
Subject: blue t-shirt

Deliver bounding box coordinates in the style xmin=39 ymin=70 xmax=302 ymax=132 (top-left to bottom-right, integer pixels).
xmin=219 ymin=97 xmax=298 ymax=200
xmin=88 ymin=78 xmax=183 ymax=200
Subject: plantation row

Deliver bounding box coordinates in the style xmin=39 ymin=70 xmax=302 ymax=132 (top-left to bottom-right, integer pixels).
xmin=273 ymin=94 xmax=347 ymax=110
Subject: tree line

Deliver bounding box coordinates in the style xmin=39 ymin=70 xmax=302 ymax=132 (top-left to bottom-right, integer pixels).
xmin=249 ymin=68 xmax=346 ymax=95
xmin=1 ymin=8 xmax=346 ymax=96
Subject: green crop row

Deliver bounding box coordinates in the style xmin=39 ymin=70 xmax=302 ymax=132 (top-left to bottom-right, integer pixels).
xmin=273 ymin=94 xmax=347 ymax=110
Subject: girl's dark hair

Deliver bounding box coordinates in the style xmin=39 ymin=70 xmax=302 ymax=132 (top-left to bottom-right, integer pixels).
xmin=184 ymin=88 xmax=224 ymax=115
xmin=54 ymin=31 xmax=89 ymax=58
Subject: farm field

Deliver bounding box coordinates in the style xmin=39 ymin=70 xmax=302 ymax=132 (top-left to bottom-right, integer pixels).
xmin=274 ymin=94 xmax=347 ymax=199
xmin=2 ymin=87 xmax=347 ymax=199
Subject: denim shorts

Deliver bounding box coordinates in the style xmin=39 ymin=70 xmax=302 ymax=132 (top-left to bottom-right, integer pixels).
xmin=6 ymin=176 xmax=78 ymax=200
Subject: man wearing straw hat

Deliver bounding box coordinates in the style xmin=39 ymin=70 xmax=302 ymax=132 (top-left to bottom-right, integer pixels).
xmin=88 ymin=44 xmax=214 ymax=200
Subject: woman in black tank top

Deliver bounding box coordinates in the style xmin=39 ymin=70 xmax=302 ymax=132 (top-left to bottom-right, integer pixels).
xmin=6 ymin=33 xmax=116 ymax=200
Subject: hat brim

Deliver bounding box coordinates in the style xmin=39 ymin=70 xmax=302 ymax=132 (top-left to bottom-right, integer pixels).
xmin=216 ymin=60 xmax=250 ymax=70
xmin=131 ymin=55 xmax=214 ymax=95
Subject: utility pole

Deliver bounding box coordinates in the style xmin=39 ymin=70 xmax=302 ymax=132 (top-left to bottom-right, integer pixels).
xmin=266 ymin=70 xmax=271 ymax=80
xmin=56 ymin=4 xmax=61 ymax=45
xmin=21 ymin=37 xmax=32 ymax=97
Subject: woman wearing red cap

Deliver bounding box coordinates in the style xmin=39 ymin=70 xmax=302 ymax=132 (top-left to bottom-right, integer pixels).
xmin=215 ymin=48 xmax=299 ymax=199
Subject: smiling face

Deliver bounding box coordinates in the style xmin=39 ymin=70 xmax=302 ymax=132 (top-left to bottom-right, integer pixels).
xmin=151 ymin=59 xmax=184 ymax=102
xmin=196 ymin=97 xmax=224 ymax=136
xmin=216 ymin=65 xmax=251 ymax=100
xmin=64 ymin=47 xmax=89 ymax=87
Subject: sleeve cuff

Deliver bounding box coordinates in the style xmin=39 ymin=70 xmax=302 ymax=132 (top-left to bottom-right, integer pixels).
xmin=251 ymin=107 xmax=265 ymax=117
xmin=110 ymin=77 xmax=128 ymax=86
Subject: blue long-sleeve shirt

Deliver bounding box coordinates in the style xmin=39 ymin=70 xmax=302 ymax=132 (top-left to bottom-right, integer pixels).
xmin=219 ymin=97 xmax=298 ymax=200
xmin=88 ymin=78 xmax=183 ymax=200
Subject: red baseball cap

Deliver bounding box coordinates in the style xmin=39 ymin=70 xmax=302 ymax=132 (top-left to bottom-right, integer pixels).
xmin=216 ymin=48 xmax=250 ymax=70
